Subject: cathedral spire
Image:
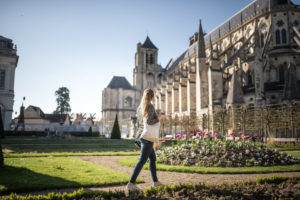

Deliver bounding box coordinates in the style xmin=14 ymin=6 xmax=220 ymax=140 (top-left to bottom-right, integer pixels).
xmin=197 ymin=19 xmax=206 ymax=58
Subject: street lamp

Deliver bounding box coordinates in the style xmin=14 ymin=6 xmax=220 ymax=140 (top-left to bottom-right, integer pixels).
xmin=131 ymin=116 xmax=137 ymax=138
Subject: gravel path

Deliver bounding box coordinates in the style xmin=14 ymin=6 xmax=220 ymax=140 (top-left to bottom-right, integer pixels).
xmin=17 ymin=155 xmax=300 ymax=196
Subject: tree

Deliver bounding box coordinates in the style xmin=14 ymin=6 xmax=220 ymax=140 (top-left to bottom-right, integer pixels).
xmin=55 ymin=87 xmax=71 ymax=114
xmin=88 ymin=126 xmax=93 ymax=136
xmin=111 ymin=115 xmax=121 ymax=139
xmin=0 ymin=107 xmax=4 ymax=167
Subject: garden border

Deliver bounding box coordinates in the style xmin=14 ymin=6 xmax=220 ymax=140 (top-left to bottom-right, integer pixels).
xmin=118 ymin=156 xmax=300 ymax=174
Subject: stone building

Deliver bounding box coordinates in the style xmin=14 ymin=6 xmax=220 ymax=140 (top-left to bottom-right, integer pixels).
xmin=0 ymin=36 xmax=18 ymax=130
xmin=152 ymin=0 xmax=300 ymax=127
xmin=102 ymin=76 xmax=138 ymax=124
xmin=103 ymin=0 xmax=300 ymax=133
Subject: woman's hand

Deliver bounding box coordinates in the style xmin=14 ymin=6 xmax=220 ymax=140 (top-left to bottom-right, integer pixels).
xmin=135 ymin=143 xmax=140 ymax=148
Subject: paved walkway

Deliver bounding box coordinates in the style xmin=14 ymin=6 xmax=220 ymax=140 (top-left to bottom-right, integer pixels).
xmin=16 ymin=155 xmax=300 ymax=196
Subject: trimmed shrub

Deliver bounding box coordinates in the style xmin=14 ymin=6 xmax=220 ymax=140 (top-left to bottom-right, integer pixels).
xmin=257 ymin=176 xmax=289 ymax=184
xmin=111 ymin=115 xmax=121 ymax=139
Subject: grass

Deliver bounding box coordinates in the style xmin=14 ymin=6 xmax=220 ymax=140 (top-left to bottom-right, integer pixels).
xmin=3 ymin=177 xmax=300 ymax=200
xmin=118 ymin=156 xmax=300 ymax=174
xmin=284 ymin=151 xmax=300 ymax=158
xmin=0 ymin=157 xmax=142 ymax=194
xmin=4 ymin=152 xmax=140 ymax=158
xmin=1 ymin=137 xmax=138 ymax=153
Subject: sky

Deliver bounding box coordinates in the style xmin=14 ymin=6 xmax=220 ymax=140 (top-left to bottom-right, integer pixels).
xmin=2 ymin=0 xmax=298 ymax=120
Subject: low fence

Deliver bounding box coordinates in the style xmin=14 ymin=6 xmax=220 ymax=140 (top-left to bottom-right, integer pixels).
xmin=160 ymin=103 xmax=300 ymax=140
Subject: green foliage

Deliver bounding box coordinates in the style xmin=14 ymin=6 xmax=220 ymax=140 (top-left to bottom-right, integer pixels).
xmin=88 ymin=126 xmax=92 ymax=134
xmin=54 ymin=87 xmax=71 ymax=114
xmin=111 ymin=115 xmax=121 ymax=139
xmin=157 ymin=134 xmax=300 ymax=167
xmin=256 ymin=176 xmax=289 ymax=184
xmin=0 ymin=144 xmax=3 ymax=167
xmin=6 ymin=188 xmax=127 ymax=200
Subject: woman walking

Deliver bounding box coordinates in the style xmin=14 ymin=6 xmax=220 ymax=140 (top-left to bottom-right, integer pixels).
xmin=126 ymin=88 xmax=164 ymax=191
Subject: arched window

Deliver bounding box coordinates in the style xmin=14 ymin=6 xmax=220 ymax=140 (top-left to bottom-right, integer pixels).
xmin=157 ymin=74 xmax=163 ymax=84
xmin=147 ymin=73 xmax=155 ymax=88
xmin=248 ymin=70 xmax=253 ymax=86
xmin=146 ymin=54 xmax=149 ymax=64
xmin=279 ymin=66 xmax=285 ymax=83
xmin=150 ymin=54 xmax=153 ymax=64
xmin=281 ymin=29 xmax=287 ymax=44
xmin=276 ymin=30 xmax=281 ymax=44
xmin=124 ymin=97 xmax=132 ymax=107
xmin=260 ymin=33 xmax=265 ymax=47
xmin=0 ymin=70 xmax=5 ymax=89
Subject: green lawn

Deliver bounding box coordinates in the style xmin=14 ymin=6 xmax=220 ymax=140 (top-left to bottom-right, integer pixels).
xmin=284 ymin=151 xmax=300 ymax=158
xmin=1 ymin=137 xmax=138 ymax=153
xmin=118 ymin=156 xmax=300 ymax=174
xmin=4 ymin=152 xmax=140 ymax=158
xmin=0 ymin=157 xmax=141 ymax=194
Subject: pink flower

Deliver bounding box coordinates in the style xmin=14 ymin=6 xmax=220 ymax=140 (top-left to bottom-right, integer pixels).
xmin=196 ymin=132 xmax=201 ymax=136
xmin=214 ymin=137 xmax=218 ymax=141
xmin=169 ymin=137 xmax=173 ymax=140
xmin=161 ymin=140 xmax=166 ymax=143
xmin=235 ymin=138 xmax=239 ymax=142
xmin=245 ymin=135 xmax=249 ymax=139
xmin=254 ymin=134 xmax=259 ymax=138
xmin=176 ymin=134 xmax=181 ymax=138
xmin=190 ymin=133 xmax=194 ymax=137
xmin=202 ymin=132 xmax=206 ymax=136
xmin=238 ymin=132 xmax=242 ymax=135
xmin=248 ymin=137 xmax=252 ymax=141
xmin=230 ymin=132 xmax=235 ymax=136
xmin=225 ymin=134 xmax=229 ymax=137
xmin=177 ymin=135 xmax=182 ymax=139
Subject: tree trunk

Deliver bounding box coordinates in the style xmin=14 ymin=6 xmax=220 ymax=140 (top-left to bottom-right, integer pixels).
xmin=0 ymin=143 xmax=3 ymax=167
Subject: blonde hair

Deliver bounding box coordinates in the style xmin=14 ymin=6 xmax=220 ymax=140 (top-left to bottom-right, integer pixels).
xmin=141 ymin=88 xmax=154 ymax=116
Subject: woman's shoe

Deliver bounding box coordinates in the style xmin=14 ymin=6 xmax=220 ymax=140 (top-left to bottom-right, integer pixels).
xmin=153 ymin=181 xmax=164 ymax=187
xmin=126 ymin=182 xmax=142 ymax=191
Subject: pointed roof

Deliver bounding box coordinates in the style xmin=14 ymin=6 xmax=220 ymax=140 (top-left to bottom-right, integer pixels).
xmin=226 ymin=70 xmax=244 ymax=105
xmin=0 ymin=35 xmax=12 ymax=42
xmin=197 ymin=20 xmax=206 ymax=58
xmin=141 ymin=36 xmax=158 ymax=50
xmin=283 ymin=63 xmax=300 ymax=100
xmin=107 ymin=76 xmax=134 ymax=90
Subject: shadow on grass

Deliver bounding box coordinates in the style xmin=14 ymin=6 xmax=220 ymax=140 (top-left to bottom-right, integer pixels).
xmin=0 ymin=165 xmax=80 ymax=195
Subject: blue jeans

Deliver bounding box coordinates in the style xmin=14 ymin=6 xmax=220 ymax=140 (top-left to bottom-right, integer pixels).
xmin=129 ymin=138 xmax=158 ymax=183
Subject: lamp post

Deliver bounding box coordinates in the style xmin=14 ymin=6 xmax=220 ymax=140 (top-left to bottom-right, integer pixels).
xmin=131 ymin=116 xmax=137 ymax=138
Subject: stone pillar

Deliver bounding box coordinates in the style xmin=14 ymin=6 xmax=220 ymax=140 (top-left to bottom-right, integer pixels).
xmin=166 ymin=83 xmax=172 ymax=115
xmin=179 ymin=81 xmax=187 ymax=113
xmin=208 ymin=58 xmax=223 ymax=132
xmin=188 ymin=65 xmax=197 ymax=113
xmin=160 ymin=93 xmax=166 ymax=114
xmin=196 ymin=57 xmax=208 ymax=114
xmin=172 ymin=81 xmax=179 ymax=113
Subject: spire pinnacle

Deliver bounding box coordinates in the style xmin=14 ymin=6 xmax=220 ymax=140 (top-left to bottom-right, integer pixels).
xmin=197 ymin=19 xmax=206 ymax=58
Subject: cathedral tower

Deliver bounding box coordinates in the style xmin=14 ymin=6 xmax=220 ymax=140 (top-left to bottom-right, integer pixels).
xmin=133 ymin=36 xmax=163 ymax=99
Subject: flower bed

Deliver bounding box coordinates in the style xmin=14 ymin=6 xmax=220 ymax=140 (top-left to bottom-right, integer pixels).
xmin=157 ymin=132 xmax=300 ymax=167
